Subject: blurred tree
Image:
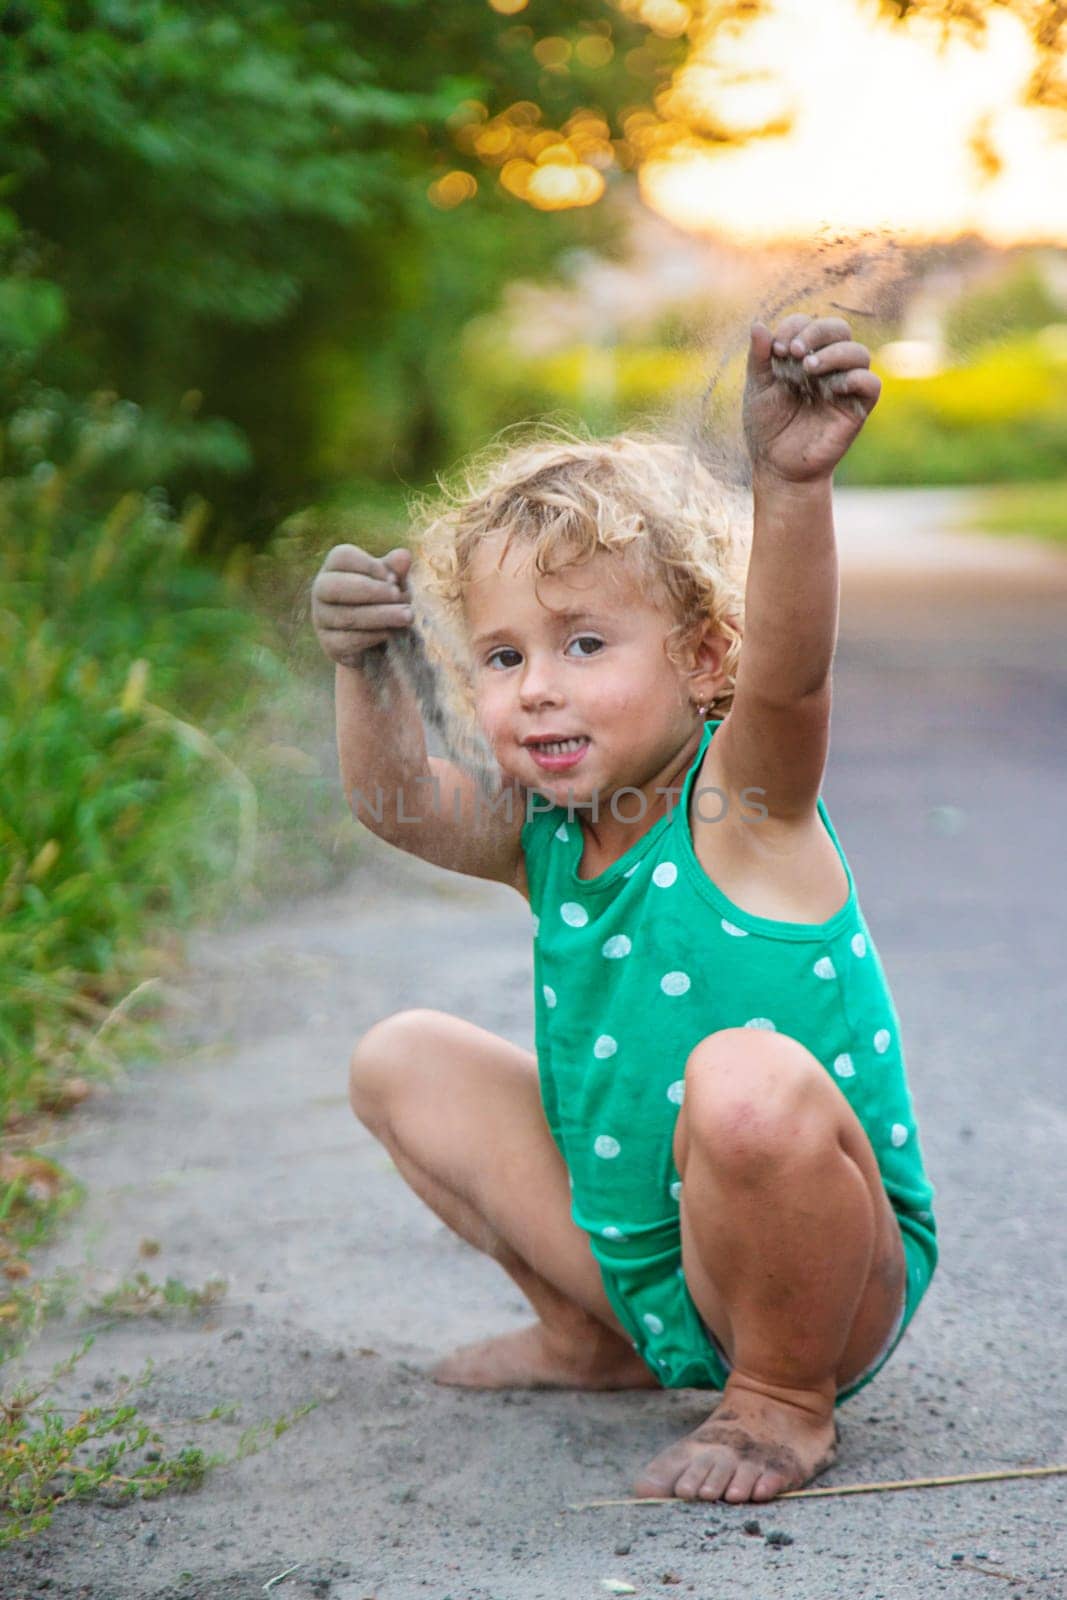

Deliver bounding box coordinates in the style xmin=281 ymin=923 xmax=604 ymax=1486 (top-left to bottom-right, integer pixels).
xmin=943 ymin=255 xmax=1066 ymax=355
xmin=879 ymin=1 xmax=1067 ymax=110
xmin=0 ymin=0 xmax=684 ymax=537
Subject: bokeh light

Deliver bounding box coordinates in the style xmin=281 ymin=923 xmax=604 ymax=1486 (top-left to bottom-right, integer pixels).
xmin=455 ymin=98 xmax=617 ymax=210
xmin=428 ymin=170 xmax=479 ymax=208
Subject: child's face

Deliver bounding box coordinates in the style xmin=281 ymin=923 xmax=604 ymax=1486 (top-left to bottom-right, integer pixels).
xmin=463 ymin=535 xmax=711 ymax=803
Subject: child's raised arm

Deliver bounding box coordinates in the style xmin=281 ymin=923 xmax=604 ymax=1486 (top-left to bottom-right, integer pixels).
xmin=311 ymin=544 xmax=525 ymax=891
xmin=714 ymin=315 xmax=881 ymax=823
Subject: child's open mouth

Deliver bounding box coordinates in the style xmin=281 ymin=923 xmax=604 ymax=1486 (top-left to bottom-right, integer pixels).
xmin=525 ymin=736 xmax=591 ymax=772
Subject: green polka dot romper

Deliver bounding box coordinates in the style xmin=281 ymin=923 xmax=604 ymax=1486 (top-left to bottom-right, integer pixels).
xmin=521 ymin=718 xmax=938 ymax=1399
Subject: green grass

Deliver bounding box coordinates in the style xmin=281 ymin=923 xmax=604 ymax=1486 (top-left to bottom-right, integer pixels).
xmin=0 ymin=448 xmax=361 ymax=1347
xmin=0 ymin=447 xmax=347 ymax=1545
xmin=0 ymin=1325 xmax=316 ymax=1547
xmin=0 ymin=461 xmax=356 ymax=1144
xmin=964 ymin=480 xmax=1067 ymax=546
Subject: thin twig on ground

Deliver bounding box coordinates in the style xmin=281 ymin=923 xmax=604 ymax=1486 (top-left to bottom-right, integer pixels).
xmin=569 ymin=1462 xmax=1067 ymax=1510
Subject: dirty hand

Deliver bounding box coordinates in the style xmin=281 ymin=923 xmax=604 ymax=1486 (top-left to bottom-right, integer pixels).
xmin=311 ymin=544 xmax=414 ymax=667
xmin=742 ymin=315 xmax=881 ymax=484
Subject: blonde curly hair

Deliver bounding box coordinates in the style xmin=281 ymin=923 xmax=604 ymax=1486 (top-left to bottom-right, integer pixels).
xmin=412 ymin=429 xmax=750 ymax=728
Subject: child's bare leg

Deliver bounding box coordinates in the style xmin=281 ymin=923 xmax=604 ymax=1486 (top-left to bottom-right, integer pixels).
xmin=348 ymin=1008 xmax=657 ymax=1389
xmin=634 ymin=1028 xmax=906 ymax=1504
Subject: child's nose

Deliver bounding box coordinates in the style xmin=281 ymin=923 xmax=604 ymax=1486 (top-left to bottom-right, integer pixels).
xmin=518 ymin=655 xmax=563 ymax=708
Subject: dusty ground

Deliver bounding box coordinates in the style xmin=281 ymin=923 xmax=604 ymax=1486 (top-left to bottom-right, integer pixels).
xmin=3 ymin=488 xmax=1067 ymax=1600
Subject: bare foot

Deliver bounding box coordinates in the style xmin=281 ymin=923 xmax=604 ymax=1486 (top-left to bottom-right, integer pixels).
xmin=633 ymin=1376 xmax=839 ymax=1503
xmin=431 ymin=1322 xmax=661 ymax=1391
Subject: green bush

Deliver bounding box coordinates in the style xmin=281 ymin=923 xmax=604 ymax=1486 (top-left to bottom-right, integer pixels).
xmin=0 ymin=447 xmax=374 ymax=1152
xmin=944 ymin=258 xmax=1065 ymax=358
xmin=441 ymin=327 xmax=1067 ymax=487
xmin=0 ymin=460 xmax=277 ymax=1126
xmin=841 ymin=332 xmax=1067 ymax=485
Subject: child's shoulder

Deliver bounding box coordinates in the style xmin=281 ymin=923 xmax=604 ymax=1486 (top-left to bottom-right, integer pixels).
xmin=692 ymin=729 xmax=853 ymax=927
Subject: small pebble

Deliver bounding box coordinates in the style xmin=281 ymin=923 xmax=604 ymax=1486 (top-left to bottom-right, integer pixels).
xmin=614 ymin=1542 xmax=632 ymax=1556
xmin=765 ymin=1529 xmax=794 ymax=1547
xmin=143 ymin=1531 xmax=158 ymax=1548
xmin=952 ymin=1553 xmax=965 ymax=1562
xmin=742 ymin=1519 xmax=762 ymax=1536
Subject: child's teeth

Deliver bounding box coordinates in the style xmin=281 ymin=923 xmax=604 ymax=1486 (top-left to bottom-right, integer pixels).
xmin=539 ymin=738 xmax=585 ymax=753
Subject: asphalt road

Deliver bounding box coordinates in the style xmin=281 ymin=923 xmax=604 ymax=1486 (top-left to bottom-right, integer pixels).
xmin=3 ymin=488 xmax=1066 ymax=1600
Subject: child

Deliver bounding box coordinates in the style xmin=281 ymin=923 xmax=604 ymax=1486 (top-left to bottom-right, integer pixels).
xmin=311 ymin=315 xmax=937 ymax=1505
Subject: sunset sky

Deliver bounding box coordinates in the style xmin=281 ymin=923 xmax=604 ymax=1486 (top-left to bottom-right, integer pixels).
xmin=641 ymin=0 xmax=1067 ymax=246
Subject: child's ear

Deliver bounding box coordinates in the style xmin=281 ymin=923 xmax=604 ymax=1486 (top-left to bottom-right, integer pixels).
xmin=685 ymin=620 xmax=731 ymax=700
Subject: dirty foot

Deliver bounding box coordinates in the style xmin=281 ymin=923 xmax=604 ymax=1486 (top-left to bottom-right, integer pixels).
xmin=633 ymin=1377 xmax=839 ymax=1503
xmin=431 ymin=1322 xmax=661 ymax=1391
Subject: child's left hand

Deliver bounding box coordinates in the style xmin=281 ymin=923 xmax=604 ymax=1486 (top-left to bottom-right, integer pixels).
xmin=743 ymin=315 xmax=881 ymax=484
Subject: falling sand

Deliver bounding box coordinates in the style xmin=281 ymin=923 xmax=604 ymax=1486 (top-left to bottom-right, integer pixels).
xmin=362 ymin=234 xmax=916 ymax=787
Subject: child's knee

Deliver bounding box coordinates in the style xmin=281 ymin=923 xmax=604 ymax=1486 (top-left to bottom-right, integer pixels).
xmin=347 ymin=1007 xmax=442 ymax=1127
xmin=678 ymin=1028 xmax=832 ymax=1179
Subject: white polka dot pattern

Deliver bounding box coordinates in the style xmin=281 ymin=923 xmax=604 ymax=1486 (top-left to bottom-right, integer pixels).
xmin=523 ymin=773 xmax=935 ymax=1313
xmin=642 ymin=1313 xmax=664 ymax=1335
xmin=660 ymin=971 xmax=691 ymax=996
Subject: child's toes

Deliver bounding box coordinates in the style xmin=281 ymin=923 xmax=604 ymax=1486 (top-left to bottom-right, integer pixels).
xmin=633 ymin=1442 xmax=691 ymax=1499
xmin=751 ymin=1466 xmax=790 ymax=1502
xmin=696 ymin=1454 xmax=736 ymax=1502
xmin=673 ymin=1451 xmax=722 ymax=1500
xmin=723 ymin=1459 xmax=763 ymax=1503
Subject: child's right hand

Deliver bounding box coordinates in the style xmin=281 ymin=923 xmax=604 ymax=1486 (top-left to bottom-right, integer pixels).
xmin=311 ymin=544 xmax=414 ymax=667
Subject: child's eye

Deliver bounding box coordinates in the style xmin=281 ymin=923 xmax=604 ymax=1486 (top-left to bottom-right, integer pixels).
xmin=486 ymin=647 xmax=522 ymax=670
xmin=566 ymin=635 xmax=603 ymax=657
